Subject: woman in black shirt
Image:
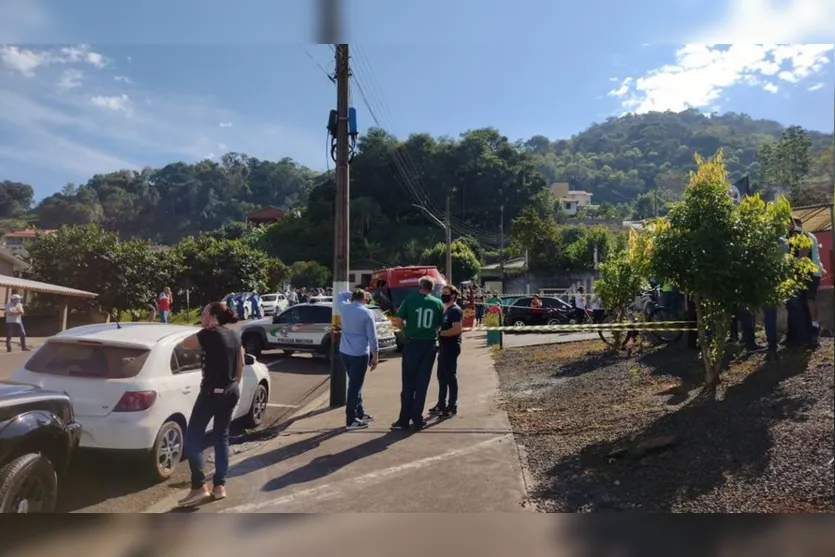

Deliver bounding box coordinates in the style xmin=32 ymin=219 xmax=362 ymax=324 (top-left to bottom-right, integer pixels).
xmin=178 ymin=302 xmax=244 ymax=507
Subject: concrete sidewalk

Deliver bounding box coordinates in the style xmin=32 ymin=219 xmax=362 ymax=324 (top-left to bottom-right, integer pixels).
xmin=149 ymin=334 xmax=530 ymax=513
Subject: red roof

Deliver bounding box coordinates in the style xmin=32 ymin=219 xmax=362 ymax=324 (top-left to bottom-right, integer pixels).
xmin=247 ymin=206 xmax=286 ymax=220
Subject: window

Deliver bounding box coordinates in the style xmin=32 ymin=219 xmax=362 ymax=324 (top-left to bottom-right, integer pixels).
xmin=25 ymin=341 xmax=150 ymax=379
xmin=541 ymin=297 xmax=562 ymax=309
xmin=277 ymin=307 xmax=302 ymax=324
xmin=171 ymin=336 xmax=202 ymax=374
xmin=308 ymin=305 xmax=332 ymax=324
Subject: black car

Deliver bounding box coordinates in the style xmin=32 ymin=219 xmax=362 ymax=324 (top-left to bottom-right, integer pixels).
xmin=504 ymin=296 xmax=591 ymax=327
xmin=0 ymin=382 xmax=81 ymax=513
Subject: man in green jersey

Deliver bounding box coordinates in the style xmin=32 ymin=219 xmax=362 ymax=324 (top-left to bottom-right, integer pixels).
xmin=390 ymin=276 xmax=444 ymax=431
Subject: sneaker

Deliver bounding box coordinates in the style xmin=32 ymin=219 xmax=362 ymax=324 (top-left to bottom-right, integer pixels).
xmin=427 ymin=405 xmax=444 ymax=415
xmin=346 ymin=419 xmax=369 ymax=431
xmin=359 ymin=414 xmax=374 ymax=423
xmin=178 ymin=488 xmax=210 ymax=507
xmin=441 ymin=406 xmax=457 ymax=418
xmin=390 ymin=420 xmax=410 ymax=430
xmin=211 ymin=485 xmax=227 ymax=500
xmin=411 ymin=420 xmax=427 ymax=432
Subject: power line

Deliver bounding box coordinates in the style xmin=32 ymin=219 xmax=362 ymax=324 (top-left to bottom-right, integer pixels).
xmin=298 ymin=44 xmax=335 ymax=82
xmin=350 ymin=46 xmax=501 ymax=246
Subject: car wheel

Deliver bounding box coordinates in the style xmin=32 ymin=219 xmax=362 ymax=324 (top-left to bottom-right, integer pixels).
xmin=242 ymin=334 xmax=263 ymax=358
xmin=0 ymin=453 xmax=58 ymax=513
xmin=513 ymin=320 xmax=526 ymax=327
xmin=149 ymin=420 xmax=184 ymax=482
xmin=244 ymin=383 xmax=269 ymax=429
xmin=546 ymin=318 xmax=561 ymax=326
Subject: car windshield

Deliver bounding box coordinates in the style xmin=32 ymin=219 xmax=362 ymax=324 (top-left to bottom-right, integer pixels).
xmin=370 ymin=307 xmax=388 ymax=322
xmin=261 ymin=295 xmax=277 ymax=301
xmin=25 ymin=341 xmax=151 ymax=379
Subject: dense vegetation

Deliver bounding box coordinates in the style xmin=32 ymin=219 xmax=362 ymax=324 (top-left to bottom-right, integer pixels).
xmin=3 ymin=110 xmax=832 ymax=274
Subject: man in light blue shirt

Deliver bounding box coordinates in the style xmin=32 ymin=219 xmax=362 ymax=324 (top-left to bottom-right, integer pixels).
xmin=337 ymin=289 xmax=379 ymax=430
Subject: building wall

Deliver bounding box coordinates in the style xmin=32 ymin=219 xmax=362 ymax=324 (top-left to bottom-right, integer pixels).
xmin=0 ymin=258 xmax=16 ymax=304
xmin=814 ymin=231 xmax=833 ymax=288
xmin=502 ymin=270 xmax=598 ymax=296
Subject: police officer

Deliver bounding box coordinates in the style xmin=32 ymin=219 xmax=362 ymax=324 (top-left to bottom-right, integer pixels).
xmin=429 ymin=285 xmax=463 ymax=419
xmin=390 ymin=276 xmax=444 ymax=432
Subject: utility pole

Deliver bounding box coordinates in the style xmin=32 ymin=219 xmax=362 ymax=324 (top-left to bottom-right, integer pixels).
xmin=329 ymin=43 xmax=350 ymax=408
xmin=499 ymin=204 xmax=505 ymax=293
xmin=445 ymin=193 xmax=452 ymax=285
xmin=524 ymin=249 xmax=530 ymax=295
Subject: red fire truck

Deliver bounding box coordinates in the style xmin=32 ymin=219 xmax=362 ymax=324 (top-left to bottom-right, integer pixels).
xmin=368 ymin=266 xmax=447 ymax=350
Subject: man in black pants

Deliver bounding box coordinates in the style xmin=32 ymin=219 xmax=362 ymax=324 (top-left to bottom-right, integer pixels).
xmin=390 ymin=276 xmax=444 ymax=432
xmin=429 ymin=285 xmax=464 ymax=419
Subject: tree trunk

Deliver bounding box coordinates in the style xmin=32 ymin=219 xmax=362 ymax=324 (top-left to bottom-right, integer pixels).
xmin=695 ymin=298 xmax=719 ymax=388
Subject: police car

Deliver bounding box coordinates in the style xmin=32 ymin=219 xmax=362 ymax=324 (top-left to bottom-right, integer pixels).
xmin=239 ymin=301 xmax=397 ymax=359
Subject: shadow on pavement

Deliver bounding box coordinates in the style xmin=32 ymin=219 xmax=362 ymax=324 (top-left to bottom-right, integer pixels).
xmin=260 ymin=420 xmax=442 ymax=493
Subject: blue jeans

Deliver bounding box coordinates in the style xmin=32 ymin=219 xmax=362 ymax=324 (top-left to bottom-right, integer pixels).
xmin=5 ymin=322 xmax=27 ymax=351
xmin=185 ymin=387 xmax=239 ymax=489
xmin=341 ymin=353 xmax=369 ymax=425
xmin=399 ymin=340 xmax=437 ymax=425
xmin=436 ymin=342 xmax=461 ymax=410
xmin=159 ymin=310 xmax=169 ymax=323
xmin=786 ymin=295 xmax=814 ymax=346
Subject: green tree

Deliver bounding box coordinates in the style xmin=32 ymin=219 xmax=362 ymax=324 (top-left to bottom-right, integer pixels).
xmin=264 ymin=258 xmax=288 ymax=291
xmin=419 ymin=240 xmax=481 ymax=283
xmin=288 ymin=260 xmax=331 ymax=288
xmin=565 ymin=226 xmax=619 ymax=270
xmin=27 ymin=224 xmax=171 ymax=317
xmin=757 ymin=125 xmax=813 ymax=197
xmin=174 ymin=236 xmax=269 ymax=304
xmin=650 ymin=151 xmax=810 ymax=389
xmin=509 ymin=207 xmax=565 ymax=270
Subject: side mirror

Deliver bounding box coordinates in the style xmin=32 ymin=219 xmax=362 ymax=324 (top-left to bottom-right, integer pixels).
xmin=244 ymin=354 xmax=255 ymax=366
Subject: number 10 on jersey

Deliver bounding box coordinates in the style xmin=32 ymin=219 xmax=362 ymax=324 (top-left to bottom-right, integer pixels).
xmin=415 ymin=307 xmax=435 ymax=329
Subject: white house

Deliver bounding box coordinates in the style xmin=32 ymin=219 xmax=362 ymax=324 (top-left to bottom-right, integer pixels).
xmin=551 ymin=182 xmax=594 ymax=216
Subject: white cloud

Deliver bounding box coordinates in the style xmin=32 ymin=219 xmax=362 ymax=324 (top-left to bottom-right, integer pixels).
xmin=808 ymin=82 xmax=825 ymax=91
xmin=692 ymin=0 xmax=835 ymax=43
xmin=91 ymin=94 xmax=132 ymax=113
xmin=218 ymin=121 xmax=233 ymax=128
xmin=114 ymin=75 xmax=132 ymax=84
xmin=613 ymin=44 xmax=833 ymax=114
xmin=57 ymin=69 xmax=83 ymax=90
xmin=0 ymin=44 xmax=109 ymax=77
xmin=0 ymin=45 xmax=49 ymax=76
xmin=607 ymin=77 xmax=632 ymax=97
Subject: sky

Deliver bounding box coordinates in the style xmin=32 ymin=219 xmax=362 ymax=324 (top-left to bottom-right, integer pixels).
xmin=0 ymin=0 xmax=834 ymax=200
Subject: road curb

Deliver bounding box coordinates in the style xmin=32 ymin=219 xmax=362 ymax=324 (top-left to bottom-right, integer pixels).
xmin=143 ymin=385 xmax=333 ymax=513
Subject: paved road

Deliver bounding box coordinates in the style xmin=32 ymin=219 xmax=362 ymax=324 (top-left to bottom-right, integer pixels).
xmin=0 ymin=325 xmax=334 ymax=513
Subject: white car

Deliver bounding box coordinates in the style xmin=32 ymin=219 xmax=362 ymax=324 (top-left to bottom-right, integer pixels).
xmin=11 ymin=323 xmax=272 ymax=481
xmin=260 ymin=293 xmax=289 ymax=316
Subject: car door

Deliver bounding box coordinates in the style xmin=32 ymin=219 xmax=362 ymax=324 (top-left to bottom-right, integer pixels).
xmin=507 ymin=297 xmax=533 ymax=325
xmin=306 ymin=305 xmax=333 ymax=350
xmin=169 ymin=336 xmax=204 ymax=429
xmin=268 ymin=306 xmax=303 ymax=348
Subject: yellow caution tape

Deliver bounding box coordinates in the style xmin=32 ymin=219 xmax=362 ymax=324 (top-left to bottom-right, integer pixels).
xmin=386 ymin=321 xmax=695 ymax=333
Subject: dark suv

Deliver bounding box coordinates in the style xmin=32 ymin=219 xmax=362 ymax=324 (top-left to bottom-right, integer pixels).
xmin=0 ymin=382 xmax=81 ymax=513
xmin=504 ymin=296 xmax=588 ymax=327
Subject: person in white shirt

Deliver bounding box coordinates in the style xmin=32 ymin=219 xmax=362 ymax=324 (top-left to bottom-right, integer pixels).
xmin=4 ymin=293 xmax=29 ymax=352
xmin=573 ymin=286 xmax=588 ymax=322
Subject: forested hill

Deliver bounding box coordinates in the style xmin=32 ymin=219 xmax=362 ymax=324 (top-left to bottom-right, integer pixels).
xmin=1 ymin=109 xmax=832 ymax=244
xmin=523 ymin=110 xmax=832 ymax=204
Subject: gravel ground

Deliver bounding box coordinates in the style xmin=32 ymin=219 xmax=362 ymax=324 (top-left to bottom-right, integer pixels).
xmin=495 ymin=336 xmax=834 ymax=513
